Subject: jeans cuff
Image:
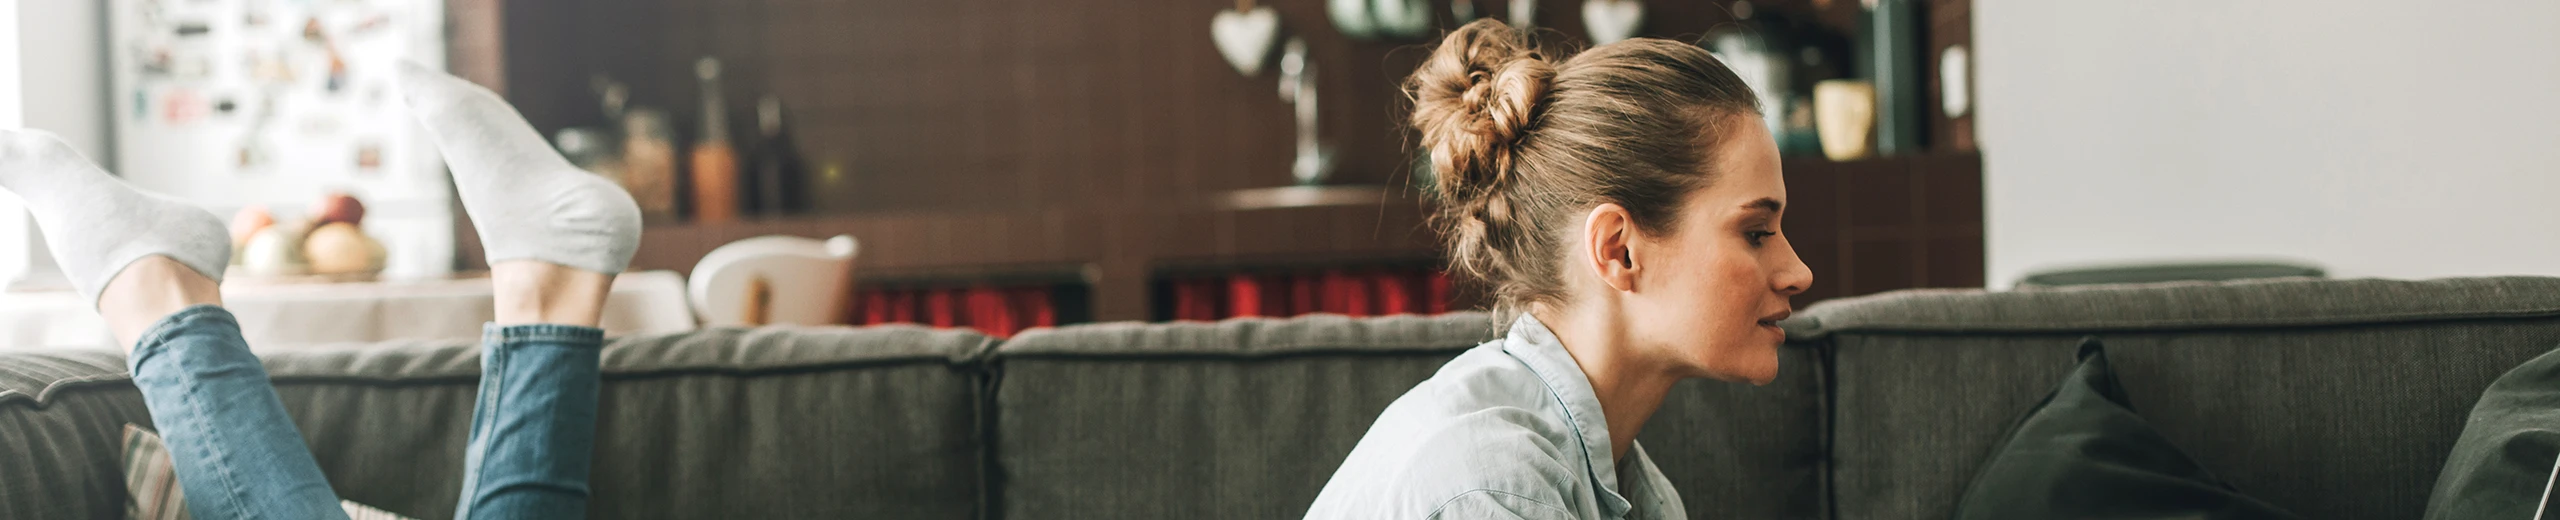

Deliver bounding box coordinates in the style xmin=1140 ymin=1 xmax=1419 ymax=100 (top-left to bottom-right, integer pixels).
xmin=128 ymin=304 xmax=238 ymax=372
xmin=482 ymin=323 xmax=606 ymax=346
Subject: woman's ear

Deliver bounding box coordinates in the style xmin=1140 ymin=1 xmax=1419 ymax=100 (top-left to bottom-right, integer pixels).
xmin=1582 ymin=204 xmax=1639 ymax=293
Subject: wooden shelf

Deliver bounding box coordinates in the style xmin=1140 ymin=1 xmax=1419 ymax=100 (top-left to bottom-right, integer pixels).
xmin=615 ymin=152 xmax=1981 ymax=322
xmin=627 ymin=197 xmax=1439 ymax=322
xmin=1213 ymin=185 xmax=1396 ymax=211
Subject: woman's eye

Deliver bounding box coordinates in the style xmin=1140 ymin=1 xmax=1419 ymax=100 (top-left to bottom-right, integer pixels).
xmin=1744 ymin=231 xmax=1776 ymax=246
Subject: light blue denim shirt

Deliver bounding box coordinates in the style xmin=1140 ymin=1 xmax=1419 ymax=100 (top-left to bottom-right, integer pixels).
xmin=1305 ymin=314 xmax=1686 ymax=520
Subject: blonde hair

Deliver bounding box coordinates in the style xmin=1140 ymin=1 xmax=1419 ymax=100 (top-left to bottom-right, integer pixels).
xmin=1410 ymin=19 xmax=1760 ymax=317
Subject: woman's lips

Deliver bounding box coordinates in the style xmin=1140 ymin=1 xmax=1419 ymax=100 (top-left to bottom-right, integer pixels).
xmin=1757 ymin=309 xmax=1793 ymax=336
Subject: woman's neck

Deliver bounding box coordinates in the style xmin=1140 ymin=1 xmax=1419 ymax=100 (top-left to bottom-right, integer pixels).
xmin=1531 ymin=306 xmax=1684 ymax=463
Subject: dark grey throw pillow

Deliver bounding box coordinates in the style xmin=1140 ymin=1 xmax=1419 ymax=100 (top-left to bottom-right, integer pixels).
xmin=2423 ymin=342 xmax=2560 ymax=520
xmin=1952 ymin=338 xmax=2301 ymax=520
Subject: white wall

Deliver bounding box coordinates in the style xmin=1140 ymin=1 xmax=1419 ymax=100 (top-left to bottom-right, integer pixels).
xmin=0 ymin=2 xmax=27 ymax=288
xmin=1975 ymin=0 xmax=2560 ymax=287
xmin=21 ymin=0 xmax=105 ymax=159
xmin=0 ymin=0 xmax=103 ymax=290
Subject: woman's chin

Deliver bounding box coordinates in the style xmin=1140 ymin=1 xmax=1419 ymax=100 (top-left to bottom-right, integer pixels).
xmin=1737 ymin=342 xmax=1784 ymax=385
xmin=1693 ymin=346 xmax=1781 ymax=385
xmin=1745 ymin=370 xmax=1777 ymax=386
xmin=1738 ymin=357 xmax=1779 ymax=385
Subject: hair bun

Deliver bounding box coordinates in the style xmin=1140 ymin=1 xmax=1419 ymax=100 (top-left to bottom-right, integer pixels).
xmin=1401 ymin=17 xmax=1766 ymax=320
xmin=1409 ymin=19 xmax=1554 ymax=203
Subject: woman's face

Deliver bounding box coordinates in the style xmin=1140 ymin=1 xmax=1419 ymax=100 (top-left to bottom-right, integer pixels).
xmin=1625 ymin=113 xmax=1812 ymax=385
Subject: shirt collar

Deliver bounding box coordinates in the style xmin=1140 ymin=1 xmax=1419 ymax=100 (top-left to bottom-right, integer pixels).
xmin=1500 ymin=313 xmax=1633 ymax=517
xmin=1618 ymin=443 xmax=1688 ymax=519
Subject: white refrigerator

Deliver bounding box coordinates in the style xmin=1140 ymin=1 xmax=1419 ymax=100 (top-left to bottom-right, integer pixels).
xmin=106 ymin=0 xmax=453 ymax=279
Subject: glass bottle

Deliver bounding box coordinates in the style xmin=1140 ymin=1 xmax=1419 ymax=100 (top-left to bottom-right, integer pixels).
xmin=689 ymin=56 xmax=740 ymax=223
xmin=746 ymin=95 xmax=808 ymax=215
xmin=620 ymin=109 xmax=681 ymax=223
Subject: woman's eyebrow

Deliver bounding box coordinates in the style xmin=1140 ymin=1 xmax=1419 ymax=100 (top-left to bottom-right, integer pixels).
xmin=1740 ymin=198 xmax=1783 ymax=213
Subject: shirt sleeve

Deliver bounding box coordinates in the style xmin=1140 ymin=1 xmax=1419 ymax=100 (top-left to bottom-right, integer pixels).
xmin=1426 ymin=490 xmax=1579 ymax=520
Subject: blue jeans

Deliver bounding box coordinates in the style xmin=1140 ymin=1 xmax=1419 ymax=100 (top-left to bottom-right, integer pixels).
xmin=128 ymin=305 xmax=601 ymax=520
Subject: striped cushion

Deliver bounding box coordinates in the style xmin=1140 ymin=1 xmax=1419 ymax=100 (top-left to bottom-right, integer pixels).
xmin=120 ymin=425 xmax=416 ymax=520
xmin=121 ymin=425 xmax=185 ymax=520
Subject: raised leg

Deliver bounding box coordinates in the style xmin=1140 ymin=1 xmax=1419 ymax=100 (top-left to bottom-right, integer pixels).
xmin=402 ymin=62 xmax=640 ymax=520
xmin=0 ymin=129 xmax=347 ymax=520
xmin=127 ymin=298 xmax=350 ymax=520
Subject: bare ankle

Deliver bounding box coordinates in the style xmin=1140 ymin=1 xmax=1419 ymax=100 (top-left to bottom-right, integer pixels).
xmin=100 ymin=256 xmax=223 ymax=350
xmin=491 ymin=260 xmax=613 ymax=327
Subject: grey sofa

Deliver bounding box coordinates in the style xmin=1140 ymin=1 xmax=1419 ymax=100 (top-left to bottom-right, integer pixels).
xmin=4 ymin=276 xmax=2557 ymax=519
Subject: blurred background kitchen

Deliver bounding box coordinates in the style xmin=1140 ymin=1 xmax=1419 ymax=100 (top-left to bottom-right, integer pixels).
xmin=0 ymin=0 xmax=2553 ymax=349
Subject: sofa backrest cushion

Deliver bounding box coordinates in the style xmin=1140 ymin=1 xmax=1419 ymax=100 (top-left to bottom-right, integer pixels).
xmin=989 ymin=312 xmax=1830 ymax=520
xmin=1640 ymin=348 xmax=1830 ymax=520
xmin=0 ymin=324 xmax=995 ymax=520
xmin=0 ymin=349 xmax=153 ymax=520
xmin=990 ymin=313 xmax=1491 ymax=519
xmin=1800 ymin=277 xmax=2560 ymax=520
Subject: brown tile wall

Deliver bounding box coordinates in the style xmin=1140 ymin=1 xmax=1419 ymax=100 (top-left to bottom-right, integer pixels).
xmin=446 ymin=0 xmax=1980 ymax=318
xmin=481 ymin=0 xmax=1912 ymax=216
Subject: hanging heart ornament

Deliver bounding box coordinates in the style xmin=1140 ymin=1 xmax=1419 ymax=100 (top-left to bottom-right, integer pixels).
xmin=1212 ymin=4 xmax=1283 ymax=76
xmin=1329 ymin=0 xmax=1376 ymax=39
xmin=1369 ymin=0 xmax=1434 ymax=39
xmin=1582 ymin=0 xmax=1644 ymax=45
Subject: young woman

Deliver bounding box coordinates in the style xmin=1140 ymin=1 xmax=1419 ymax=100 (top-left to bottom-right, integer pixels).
xmin=0 ymin=64 xmax=641 ymax=519
xmin=1305 ymin=19 xmax=1812 ymax=519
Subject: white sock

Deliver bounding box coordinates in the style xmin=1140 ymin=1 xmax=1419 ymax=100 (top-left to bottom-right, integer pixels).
xmin=398 ymin=62 xmax=641 ymax=275
xmin=0 ymin=130 xmax=230 ymax=306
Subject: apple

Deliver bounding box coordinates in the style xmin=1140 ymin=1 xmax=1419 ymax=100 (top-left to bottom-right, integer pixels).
xmin=304 ymin=222 xmax=384 ymax=275
xmin=241 ymin=223 xmax=310 ymax=276
xmin=229 ymin=205 xmax=274 ymax=251
xmin=310 ymin=192 xmax=366 ymax=227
